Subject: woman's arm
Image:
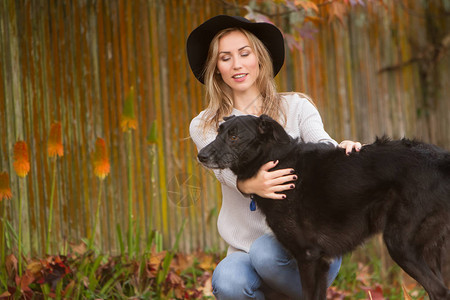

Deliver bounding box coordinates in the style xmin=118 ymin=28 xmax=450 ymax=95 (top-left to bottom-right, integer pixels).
xmin=298 ymin=97 xmax=361 ymax=154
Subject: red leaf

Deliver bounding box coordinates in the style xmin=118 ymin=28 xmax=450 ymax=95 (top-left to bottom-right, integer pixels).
xmin=361 ymin=284 xmax=386 ymax=300
xmin=0 ymin=291 xmax=11 ymax=299
xmin=19 ymin=270 xmax=35 ymax=292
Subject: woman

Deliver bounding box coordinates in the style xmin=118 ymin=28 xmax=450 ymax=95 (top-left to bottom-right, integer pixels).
xmin=187 ymin=15 xmax=360 ymax=299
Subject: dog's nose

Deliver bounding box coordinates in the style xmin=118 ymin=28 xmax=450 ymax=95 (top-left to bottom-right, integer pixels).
xmin=197 ymin=152 xmax=208 ymax=163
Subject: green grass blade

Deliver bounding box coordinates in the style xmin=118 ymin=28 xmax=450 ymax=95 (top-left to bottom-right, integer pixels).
xmin=116 ymin=224 xmax=125 ymax=255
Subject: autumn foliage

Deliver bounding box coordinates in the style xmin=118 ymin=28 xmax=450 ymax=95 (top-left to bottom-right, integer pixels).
xmin=0 ymin=247 xmax=221 ymax=299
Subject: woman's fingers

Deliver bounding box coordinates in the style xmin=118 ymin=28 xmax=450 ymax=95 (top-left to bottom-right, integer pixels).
xmin=260 ymin=160 xmax=279 ymax=171
xmin=265 ymin=182 xmax=296 ymax=200
xmin=265 ymin=168 xmax=295 ymax=179
xmin=250 ymin=161 xmax=298 ymax=199
xmin=270 ymin=174 xmax=297 ymax=186
xmin=339 ymin=140 xmax=362 ymax=155
xmin=266 ymin=192 xmax=287 ymax=200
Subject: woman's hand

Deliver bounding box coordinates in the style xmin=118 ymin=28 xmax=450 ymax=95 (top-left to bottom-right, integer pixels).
xmin=339 ymin=140 xmax=362 ymax=155
xmin=237 ymin=160 xmax=297 ymax=200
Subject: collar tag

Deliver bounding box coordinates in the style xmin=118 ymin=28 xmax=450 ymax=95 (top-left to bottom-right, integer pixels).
xmin=250 ymin=195 xmax=256 ymax=211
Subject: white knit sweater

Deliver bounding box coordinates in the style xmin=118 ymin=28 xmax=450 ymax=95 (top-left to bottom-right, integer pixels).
xmin=189 ymin=93 xmax=337 ymax=255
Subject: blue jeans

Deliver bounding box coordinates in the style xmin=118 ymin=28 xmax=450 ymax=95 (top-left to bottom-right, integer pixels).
xmin=212 ymin=234 xmax=342 ymax=300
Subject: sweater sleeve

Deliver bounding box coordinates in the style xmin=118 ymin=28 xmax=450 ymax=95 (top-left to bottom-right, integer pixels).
xmin=297 ymin=97 xmax=338 ymax=146
xmin=189 ymin=113 xmax=240 ymax=191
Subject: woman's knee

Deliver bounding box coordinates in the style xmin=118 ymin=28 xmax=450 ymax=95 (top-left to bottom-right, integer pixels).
xmin=212 ymin=252 xmax=264 ymax=300
xmin=327 ymin=256 xmax=342 ymax=286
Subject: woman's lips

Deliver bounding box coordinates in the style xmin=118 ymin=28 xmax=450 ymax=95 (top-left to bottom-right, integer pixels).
xmin=232 ymin=73 xmax=248 ymax=82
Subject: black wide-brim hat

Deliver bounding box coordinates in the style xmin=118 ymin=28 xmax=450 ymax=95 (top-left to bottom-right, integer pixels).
xmin=186 ymin=15 xmax=285 ymax=84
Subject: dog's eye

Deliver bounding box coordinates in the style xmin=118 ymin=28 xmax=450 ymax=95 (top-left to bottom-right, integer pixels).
xmin=230 ymin=135 xmax=238 ymax=141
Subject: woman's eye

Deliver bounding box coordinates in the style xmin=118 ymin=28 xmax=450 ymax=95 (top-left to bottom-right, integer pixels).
xmin=241 ymin=52 xmax=249 ymax=57
xmin=220 ymin=56 xmax=230 ymax=61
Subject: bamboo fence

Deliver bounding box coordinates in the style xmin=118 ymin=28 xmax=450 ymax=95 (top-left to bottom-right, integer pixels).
xmin=0 ymin=0 xmax=449 ymax=258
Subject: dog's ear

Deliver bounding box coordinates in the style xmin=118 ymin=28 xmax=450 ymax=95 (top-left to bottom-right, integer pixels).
xmin=223 ymin=115 xmax=236 ymax=122
xmin=258 ymin=114 xmax=290 ymax=144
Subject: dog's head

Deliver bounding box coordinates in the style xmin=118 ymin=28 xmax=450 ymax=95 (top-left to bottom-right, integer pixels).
xmin=197 ymin=114 xmax=291 ymax=175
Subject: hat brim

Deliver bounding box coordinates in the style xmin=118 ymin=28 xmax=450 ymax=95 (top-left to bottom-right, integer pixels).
xmin=186 ymin=15 xmax=285 ymax=84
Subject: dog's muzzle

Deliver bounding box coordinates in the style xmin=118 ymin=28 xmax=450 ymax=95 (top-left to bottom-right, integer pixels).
xmin=197 ymin=147 xmax=236 ymax=169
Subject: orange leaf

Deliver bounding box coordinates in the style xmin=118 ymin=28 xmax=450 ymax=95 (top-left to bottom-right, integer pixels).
xmin=26 ymin=260 xmax=44 ymax=279
xmin=197 ymin=274 xmax=214 ymax=297
xmin=171 ymin=253 xmax=193 ymax=274
xmin=304 ymin=15 xmax=323 ymax=26
xmin=20 ymin=270 xmax=35 ymax=292
xmin=402 ymin=285 xmax=413 ymax=300
xmin=149 ymin=250 xmax=167 ymax=267
xmin=195 ymin=252 xmax=216 ymax=271
xmin=327 ymin=1 xmax=347 ymax=24
xmin=294 ymin=0 xmax=319 ymax=13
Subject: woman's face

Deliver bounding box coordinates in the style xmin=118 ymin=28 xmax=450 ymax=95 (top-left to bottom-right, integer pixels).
xmin=216 ymin=30 xmax=260 ymax=95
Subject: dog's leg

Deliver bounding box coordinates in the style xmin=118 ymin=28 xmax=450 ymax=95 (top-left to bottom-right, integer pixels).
xmin=425 ymin=239 xmax=444 ymax=283
xmin=298 ymin=260 xmax=316 ymax=300
xmin=297 ymin=257 xmax=329 ymax=300
xmin=384 ymin=234 xmax=450 ymax=300
xmin=313 ymin=257 xmax=330 ymax=300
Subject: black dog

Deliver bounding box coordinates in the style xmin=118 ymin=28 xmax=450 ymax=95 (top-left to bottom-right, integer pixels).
xmin=197 ymin=114 xmax=450 ymax=300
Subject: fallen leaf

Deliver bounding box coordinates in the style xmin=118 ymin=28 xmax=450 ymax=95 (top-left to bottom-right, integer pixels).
xmin=5 ymin=254 xmax=18 ymax=279
xmin=361 ymin=284 xmax=385 ymax=300
xmin=197 ymin=274 xmax=214 ymax=297
xmin=26 ymin=260 xmax=43 ymax=277
xmin=149 ymin=250 xmax=166 ymax=267
xmin=194 ymin=252 xmax=216 ymax=271
xmin=19 ymin=270 xmax=35 ymax=292
xmin=171 ymin=253 xmax=193 ymax=274
xmin=402 ymin=284 xmax=413 ymax=300
xmin=69 ymin=241 xmax=87 ymax=256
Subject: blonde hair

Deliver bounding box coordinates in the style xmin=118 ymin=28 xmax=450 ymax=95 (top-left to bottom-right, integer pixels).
xmin=201 ymin=28 xmax=285 ymax=130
